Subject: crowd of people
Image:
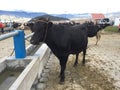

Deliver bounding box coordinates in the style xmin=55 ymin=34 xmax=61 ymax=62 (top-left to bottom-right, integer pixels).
xmin=0 ymin=21 xmax=19 ymax=34
xmin=0 ymin=21 xmax=12 ymax=34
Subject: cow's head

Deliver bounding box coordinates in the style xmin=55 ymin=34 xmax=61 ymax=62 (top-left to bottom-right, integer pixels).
xmin=96 ymin=23 xmax=111 ymax=31
xmin=24 ymin=22 xmax=34 ymax=32
xmin=29 ymin=17 xmax=53 ymax=45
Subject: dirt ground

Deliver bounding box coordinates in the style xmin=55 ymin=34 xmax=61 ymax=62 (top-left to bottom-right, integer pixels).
xmin=45 ymin=31 xmax=120 ymax=90
xmin=0 ymin=31 xmax=120 ymax=90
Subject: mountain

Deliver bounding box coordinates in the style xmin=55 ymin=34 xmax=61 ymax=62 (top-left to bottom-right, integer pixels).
xmin=106 ymin=12 xmax=120 ymax=18
xmin=30 ymin=14 xmax=69 ymax=21
xmin=0 ymin=10 xmax=46 ymax=18
xmin=0 ymin=10 xmax=91 ymax=19
xmin=0 ymin=10 xmax=120 ymax=19
xmin=53 ymin=13 xmax=91 ymax=19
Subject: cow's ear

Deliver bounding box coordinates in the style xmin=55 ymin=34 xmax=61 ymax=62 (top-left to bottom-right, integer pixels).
xmin=48 ymin=22 xmax=53 ymax=28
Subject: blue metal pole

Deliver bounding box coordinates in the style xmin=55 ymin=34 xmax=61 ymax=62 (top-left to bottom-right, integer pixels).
xmin=13 ymin=30 xmax=26 ymax=58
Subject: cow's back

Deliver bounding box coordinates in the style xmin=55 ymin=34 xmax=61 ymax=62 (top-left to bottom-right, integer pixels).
xmin=46 ymin=24 xmax=88 ymax=55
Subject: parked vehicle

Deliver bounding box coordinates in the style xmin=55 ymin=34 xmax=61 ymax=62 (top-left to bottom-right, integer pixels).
xmin=97 ymin=18 xmax=114 ymax=25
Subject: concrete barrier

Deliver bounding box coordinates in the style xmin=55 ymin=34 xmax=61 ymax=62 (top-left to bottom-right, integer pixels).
xmin=9 ymin=44 xmax=50 ymax=90
xmin=0 ymin=57 xmax=7 ymax=73
xmin=0 ymin=44 xmax=39 ymax=75
xmin=0 ymin=30 xmax=50 ymax=90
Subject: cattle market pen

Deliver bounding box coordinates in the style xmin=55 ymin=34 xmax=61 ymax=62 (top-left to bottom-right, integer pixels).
xmin=0 ymin=30 xmax=120 ymax=90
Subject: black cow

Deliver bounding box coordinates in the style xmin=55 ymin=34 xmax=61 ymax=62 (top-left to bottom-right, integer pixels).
xmin=59 ymin=21 xmax=109 ymax=45
xmin=12 ymin=22 xmax=25 ymax=30
xmin=12 ymin=22 xmax=21 ymax=29
xmin=29 ymin=18 xmax=88 ymax=84
xmin=83 ymin=21 xmax=109 ymax=45
xmin=83 ymin=21 xmax=101 ymax=45
xmin=95 ymin=23 xmax=110 ymax=45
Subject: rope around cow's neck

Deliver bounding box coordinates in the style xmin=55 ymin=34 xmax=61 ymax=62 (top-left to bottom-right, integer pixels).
xmin=33 ymin=19 xmax=49 ymax=42
xmin=43 ymin=23 xmax=48 ymax=42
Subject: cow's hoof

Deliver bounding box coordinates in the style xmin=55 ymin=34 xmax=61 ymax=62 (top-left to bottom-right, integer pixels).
xmin=59 ymin=78 xmax=65 ymax=84
xmin=59 ymin=81 xmax=65 ymax=85
xmin=73 ymin=64 xmax=77 ymax=67
xmin=82 ymin=63 xmax=85 ymax=66
xmin=73 ymin=62 xmax=78 ymax=67
xmin=58 ymin=75 xmax=61 ymax=78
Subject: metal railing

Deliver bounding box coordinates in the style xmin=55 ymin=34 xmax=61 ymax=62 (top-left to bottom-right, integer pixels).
xmin=0 ymin=30 xmax=33 ymax=59
xmin=0 ymin=31 xmax=19 ymax=40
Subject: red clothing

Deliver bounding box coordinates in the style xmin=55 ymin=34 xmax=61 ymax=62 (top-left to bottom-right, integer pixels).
xmin=0 ymin=22 xmax=5 ymax=28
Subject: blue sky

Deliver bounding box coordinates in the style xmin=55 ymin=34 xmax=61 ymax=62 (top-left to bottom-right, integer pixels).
xmin=0 ymin=0 xmax=119 ymax=14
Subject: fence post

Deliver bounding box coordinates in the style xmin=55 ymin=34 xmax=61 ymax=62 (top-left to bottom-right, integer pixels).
xmin=13 ymin=30 xmax=26 ymax=58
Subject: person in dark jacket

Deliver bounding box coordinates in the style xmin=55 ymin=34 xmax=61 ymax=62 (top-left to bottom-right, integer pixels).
xmin=0 ymin=22 xmax=5 ymax=34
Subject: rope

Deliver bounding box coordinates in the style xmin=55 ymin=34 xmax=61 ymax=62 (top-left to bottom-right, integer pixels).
xmin=9 ymin=39 xmax=31 ymax=56
xmin=25 ymin=39 xmax=31 ymax=43
xmin=10 ymin=48 xmax=14 ymax=56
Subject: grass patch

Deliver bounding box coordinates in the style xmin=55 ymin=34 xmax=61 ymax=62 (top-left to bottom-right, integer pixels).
xmin=104 ymin=26 xmax=119 ymax=32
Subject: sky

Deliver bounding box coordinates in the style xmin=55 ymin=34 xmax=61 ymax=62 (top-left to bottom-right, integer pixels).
xmin=0 ymin=0 xmax=119 ymax=14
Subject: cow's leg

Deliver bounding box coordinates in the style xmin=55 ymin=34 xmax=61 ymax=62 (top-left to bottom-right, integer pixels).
xmin=73 ymin=53 xmax=79 ymax=67
xmin=96 ymin=32 xmax=101 ymax=45
xmin=59 ymin=55 xmax=68 ymax=84
xmin=82 ymin=50 xmax=86 ymax=65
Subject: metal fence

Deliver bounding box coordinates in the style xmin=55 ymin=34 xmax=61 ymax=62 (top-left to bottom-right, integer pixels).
xmin=0 ymin=30 xmax=33 ymax=59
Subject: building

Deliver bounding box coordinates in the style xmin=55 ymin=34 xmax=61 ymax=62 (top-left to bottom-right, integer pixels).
xmin=91 ymin=13 xmax=105 ymax=23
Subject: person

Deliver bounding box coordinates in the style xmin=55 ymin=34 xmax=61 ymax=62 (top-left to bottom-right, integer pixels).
xmin=0 ymin=22 xmax=5 ymax=34
xmin=118 ymin=24 xmax=120 ymax=32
